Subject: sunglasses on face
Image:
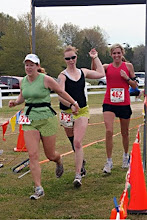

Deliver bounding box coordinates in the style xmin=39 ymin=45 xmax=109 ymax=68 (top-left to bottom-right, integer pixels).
xmin=64 ymin=56 xmax=76 ymax=61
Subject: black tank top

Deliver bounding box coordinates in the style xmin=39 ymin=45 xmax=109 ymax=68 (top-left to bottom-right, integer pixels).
xmin=60 ymin=69 xmax=87 ymax=110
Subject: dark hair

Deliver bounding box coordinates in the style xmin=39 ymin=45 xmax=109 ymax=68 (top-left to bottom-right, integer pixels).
xmin=38 ymin=67 xmax=46 ymax=74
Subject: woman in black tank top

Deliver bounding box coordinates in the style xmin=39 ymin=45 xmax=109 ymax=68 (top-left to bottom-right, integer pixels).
xmin=58 ymin=45 xmax=105 ymax=187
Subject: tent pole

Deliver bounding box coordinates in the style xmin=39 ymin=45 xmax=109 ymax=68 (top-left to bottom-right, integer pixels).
xmin=143 ymin=0 xmax=147 ymax=171
xmin=31 ymin=2 xmax=35 ymax=53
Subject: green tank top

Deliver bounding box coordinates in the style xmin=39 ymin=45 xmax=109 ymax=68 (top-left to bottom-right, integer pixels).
xmin=21 ymin=73 xmax=54 ymax=120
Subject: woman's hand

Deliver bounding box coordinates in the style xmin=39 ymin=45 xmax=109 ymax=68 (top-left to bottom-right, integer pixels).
xmin=9 ymin=100 xmax=17 ymax=107
xmin=71 ymin=103 xmax=80 ymax=115
xmin=120 ymin=69 xmax=129 ymax=80
xmin=89 ymin=48 xmax=98 ymax=59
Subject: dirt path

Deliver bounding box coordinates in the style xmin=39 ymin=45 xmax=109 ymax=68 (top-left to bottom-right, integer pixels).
xmin=0 ymin=102 xmax=144 ymax=124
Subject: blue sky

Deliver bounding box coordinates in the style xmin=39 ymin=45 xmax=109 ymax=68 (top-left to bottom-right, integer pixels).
xmin=0 ymin=0 xmax=146 ymax=47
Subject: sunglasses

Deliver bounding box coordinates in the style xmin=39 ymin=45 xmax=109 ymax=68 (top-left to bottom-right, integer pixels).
xmin=64 ymin=56 xmax=76 ymax=61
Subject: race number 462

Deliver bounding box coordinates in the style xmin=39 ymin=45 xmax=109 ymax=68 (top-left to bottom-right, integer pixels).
xmin=110 ymin=88 xmax=124 ymax=103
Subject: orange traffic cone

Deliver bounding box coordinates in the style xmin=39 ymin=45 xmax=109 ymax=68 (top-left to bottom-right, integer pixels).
xmin=119 ymin=190 xmax=129 ymax=219
xmin=127 ymin=142 xmax=147 ymax=214
xmin=14 ymin=125 xmax=27 ymax=152
xmin=110 ymin=207 xmax=125 ymax=219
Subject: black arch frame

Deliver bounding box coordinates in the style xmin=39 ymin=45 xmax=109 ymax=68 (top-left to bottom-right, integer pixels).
xmin=31 ymin=0 xmax=147 ymax=170
xmin=32 ymin=0 xmax=146 ymax=7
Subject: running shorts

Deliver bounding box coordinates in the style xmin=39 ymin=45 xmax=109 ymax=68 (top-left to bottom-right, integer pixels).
xmin=60 ymin=105 xmax=90 ymax=128
xmin=130 ymin=91 xmax=140 ymax=96
xmin=102 ymin=104 xmax=132 ymax=119
xmin=23 ymin=115 xmax=58 ymax=136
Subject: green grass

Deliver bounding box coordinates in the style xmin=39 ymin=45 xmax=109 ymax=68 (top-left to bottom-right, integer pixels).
xmin=0 ymin=95 xmax=146 ymax=220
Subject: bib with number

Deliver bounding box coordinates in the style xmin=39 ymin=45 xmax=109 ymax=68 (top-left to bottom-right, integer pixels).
xmin=59 ymin=111 xmax=74 ymax=128
xmin=110 ymin=88 xmax=124 ymax=103
xmin=18 ymin=114 xmax=31 ymax=125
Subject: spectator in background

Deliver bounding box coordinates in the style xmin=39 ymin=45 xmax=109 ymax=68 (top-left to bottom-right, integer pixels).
xmin=129 ymin=86 xmax=144 ymax=101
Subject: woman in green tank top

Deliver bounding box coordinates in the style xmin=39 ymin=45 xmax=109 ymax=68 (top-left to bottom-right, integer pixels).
xmin=9 ymin=53 xmax=79 ymax=200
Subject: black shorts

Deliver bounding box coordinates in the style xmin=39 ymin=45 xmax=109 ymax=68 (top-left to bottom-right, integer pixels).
xmin=102 ymin=104 xmax=132 ymax=119
xmin=130 ymin=91 xmax=140 ymax=96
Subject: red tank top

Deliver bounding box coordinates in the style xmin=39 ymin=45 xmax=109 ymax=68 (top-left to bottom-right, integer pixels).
xmin=103 ymin=62 xmax=130 ymax=105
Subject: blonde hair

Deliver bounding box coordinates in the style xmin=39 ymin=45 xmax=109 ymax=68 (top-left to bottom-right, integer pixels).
xmin=122 ymin=56 xmax=127 ymax=62
xmin=64 ymin=45 xmax=78 ymax=54
xmin=110 ymin=43 xmax=125 ymax=55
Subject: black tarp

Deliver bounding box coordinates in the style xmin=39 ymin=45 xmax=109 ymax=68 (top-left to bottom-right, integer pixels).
xmin=32 ymin=0 xmax=145 ymax=7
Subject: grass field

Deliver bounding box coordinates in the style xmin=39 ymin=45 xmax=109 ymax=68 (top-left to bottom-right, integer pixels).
xmin=0 ymin=95 xmax=146 ymax=220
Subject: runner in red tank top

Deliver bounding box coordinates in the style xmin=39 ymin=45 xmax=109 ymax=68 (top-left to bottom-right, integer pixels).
xmin=92 ymin=43 xmax=137 ymax=174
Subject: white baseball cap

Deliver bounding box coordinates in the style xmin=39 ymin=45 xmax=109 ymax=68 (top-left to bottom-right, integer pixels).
xmin=24 ymin=54 xmax=40 ymax=64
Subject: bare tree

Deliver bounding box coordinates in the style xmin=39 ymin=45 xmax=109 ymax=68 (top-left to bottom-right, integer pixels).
xmin=132 ymin=44 xmax=145 ymax=71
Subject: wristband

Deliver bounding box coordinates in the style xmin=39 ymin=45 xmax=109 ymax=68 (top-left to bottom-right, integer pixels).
xmin=94 ymin=56 xmax=98 ymax=59
xmin=127 ymin=78 xmax=131 ymax=82
xmin=131 ymin=76 xmax=137 ymax=81
xmin=69 ymin=103 xmax=73 ymax=108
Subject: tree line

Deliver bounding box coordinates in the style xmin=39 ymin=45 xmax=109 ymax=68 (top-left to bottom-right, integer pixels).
xmin=0 ymin=12 xmax=145 ymax=78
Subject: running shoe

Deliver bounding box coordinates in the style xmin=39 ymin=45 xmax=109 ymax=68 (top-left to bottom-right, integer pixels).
xmin=81 ymin=159 xmax=86 ymax=177
xmin=73 ymin=174 xmax=82 ymax=188
xmin=135 ymin=98 xmax=142 ymax=102
xmin=0 ymin=163 xmax=3 ymax=168
xmin=103 ymin=161 xmax=113 ymax=173
xmin=56 ymin=160 xmax=64 ymax=178
xmin=30 ymin=186 xmax=44 ymax=200
xmin=122 ymin=154 xmax=129 ymax=168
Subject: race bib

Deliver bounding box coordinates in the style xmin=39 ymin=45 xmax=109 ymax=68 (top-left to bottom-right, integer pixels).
xmin=18 ymin=114 xmax=31 ymax=125
xmin=110 ymin=88 xmax=124 ymax=103
xmin=59 ymin=112 xmax=74 ymax=128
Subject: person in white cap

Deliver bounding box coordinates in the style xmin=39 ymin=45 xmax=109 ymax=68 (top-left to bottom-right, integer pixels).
xmin=9 ymin=53 xmax=79 ymax=200
xmin=24 ymin=54 xmax=41 ymax=64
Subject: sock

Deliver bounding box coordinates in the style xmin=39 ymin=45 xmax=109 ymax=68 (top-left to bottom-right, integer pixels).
xmin=107 ymin=158 xmax=112 ymax=163
xmin=36 ymin=186 xmax=43 ymax=190
xmin=124 ymin=153 xmax=129 ymax=157
xmin=68 ymin=136 xmax=75 ymax=152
